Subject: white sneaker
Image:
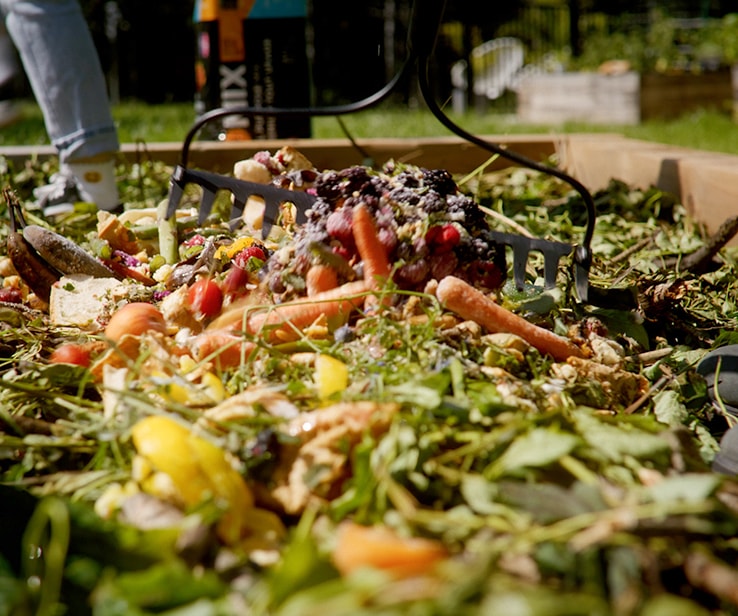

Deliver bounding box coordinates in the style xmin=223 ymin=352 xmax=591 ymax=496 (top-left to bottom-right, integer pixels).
xmin=33 ymin=169 xmax=80 ymax=216
xmin=67 ymin=159 xmax=119 ymax=212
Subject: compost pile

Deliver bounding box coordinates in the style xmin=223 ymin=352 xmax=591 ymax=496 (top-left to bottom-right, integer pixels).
xmin=2 ymin=148 xmax=738 ymax=615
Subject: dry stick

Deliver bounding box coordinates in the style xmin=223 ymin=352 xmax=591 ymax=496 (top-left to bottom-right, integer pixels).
xmin=668 ymin=215 xmax=738 ymax=274
xmin=478 ymin=204 xmax=535 ymax=238
xmin=622 ymin=374 xmax=672 ymax=415
xmin=436 ymin=276 xmax=583 ymax=362
xmin=610 ymin=230 xmax=660 ymax=265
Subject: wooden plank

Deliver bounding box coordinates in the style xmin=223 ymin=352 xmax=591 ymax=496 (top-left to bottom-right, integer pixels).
xmin=678 ymin=155 xmax=738 ymax=238
xmin=561 ymin=134 xmax=738 ymax=243
xmin=560 ymin=135 xmax=734 ymax=197
xmin=517 ymin=73 xmax=640 ymax=125
xmin=641 ymin=70 xmax=733 ymax=120
xmin=0 ymin=136 xmax=560 ymax=176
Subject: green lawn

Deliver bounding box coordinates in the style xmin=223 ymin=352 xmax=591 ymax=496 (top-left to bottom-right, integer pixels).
xmin=2 ymin=98 xmax=738 ymax=156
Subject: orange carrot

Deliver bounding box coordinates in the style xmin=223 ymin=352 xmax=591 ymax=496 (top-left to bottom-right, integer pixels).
xmin=436 ymin=275 xmax=583 ymax=362
xmin=305 ymin=263 xmax=339 ymax=297
xmin=246 ymin=279 xmax=369 ymax=342
xmin=352 ymin=203 xmax=390 ymax=290
xmin=192 ymin=330 xmax=256 ymax=370
xmin=210 ymin=279 xmax=369 ymax=342
xmin=332 ymin=522 xmax=448 ymax=579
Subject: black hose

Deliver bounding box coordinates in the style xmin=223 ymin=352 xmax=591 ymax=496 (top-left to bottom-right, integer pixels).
xmin=414 ymin=53 xmax=596 ymax=255
xmin=180 ymin=58 xmax=411 ymax=168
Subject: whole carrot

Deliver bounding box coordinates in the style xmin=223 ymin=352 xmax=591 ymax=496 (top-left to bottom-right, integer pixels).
xmin=436 ymin=276 xmax=583 ymax=362
xmin=247 ymin=279 xmax=369 ymax=342
xmin=352 ymin=203 xmax=390 ymax=290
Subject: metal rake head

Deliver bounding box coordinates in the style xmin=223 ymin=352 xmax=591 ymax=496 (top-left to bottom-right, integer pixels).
xmin=166 ymin=165 xmax=317 ymax=237
xmin=488 ymin=230 xmax=592 ymax=302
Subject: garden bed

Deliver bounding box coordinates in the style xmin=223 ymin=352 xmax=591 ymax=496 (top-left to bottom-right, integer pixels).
xmin=3 ymin=133 xmax=735 ymax=238
xmin=515 ymin=68 xmax=734 ymax=124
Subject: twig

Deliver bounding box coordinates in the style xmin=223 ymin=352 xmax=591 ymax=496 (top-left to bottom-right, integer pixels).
xmin=623 ymin=374 xmax=671 ymax=415
xmin=668 ymin=215 xmax=738 ymax=274
xmin=630 ymin=347 xmax=674 ymax=366
xmin=479 ymin=204 xmax=535 ymax=238
xmin=611 ymin=231 xmax=660 ymax=264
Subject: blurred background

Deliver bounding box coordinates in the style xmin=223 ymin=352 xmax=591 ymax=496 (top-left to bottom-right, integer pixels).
xmin=6 ymin=1 xmax=738 ymax=150
xmin=72 ymin=1 xmax=738 ymax=107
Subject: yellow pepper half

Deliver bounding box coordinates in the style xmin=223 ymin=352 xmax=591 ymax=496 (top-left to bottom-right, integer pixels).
xmin=130 ymin=415 xmax=254 ymax=544
xmin=314 ymin=354 xmax=349 ymax=400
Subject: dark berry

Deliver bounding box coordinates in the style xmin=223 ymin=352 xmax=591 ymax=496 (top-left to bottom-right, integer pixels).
xmin=326 ymin=208 xmax=354 ymax=245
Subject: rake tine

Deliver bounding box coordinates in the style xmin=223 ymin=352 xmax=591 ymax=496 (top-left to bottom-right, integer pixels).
xmin=511 ymin=244 xmax=529 ymax=290
xmin=198 ymin=187 xmax=218 ymax=225
xmin=228 ymin=196 xmax=247 ymax=232
xmin=543 ymin=254 xmax=561 ymax=289
xmin=166 ymin=172 xmax=186 ymax=219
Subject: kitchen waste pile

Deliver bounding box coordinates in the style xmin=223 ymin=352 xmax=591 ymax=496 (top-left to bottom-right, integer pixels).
xmin=1 ymin=147 xmax=738 ymax=615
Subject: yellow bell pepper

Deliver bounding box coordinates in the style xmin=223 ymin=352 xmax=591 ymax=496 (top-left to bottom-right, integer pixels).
xmin=314 ymin=354 xmax=349 ymax=400
xmin=130 ymin=415 xmax=254 ymax=544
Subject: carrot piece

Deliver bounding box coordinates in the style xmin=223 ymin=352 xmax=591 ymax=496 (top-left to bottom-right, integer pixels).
xmin=305 ymin=263 xmax=339 ymax=297
xmin=246 ymin=279 xmax=369 ymax=342
xmin=192 ymin=330 xmax=256 ymax=370
xmin=332 ymin=522 xmax=448 ymax=579
xmin=352 ymin=203 xmax=390 ymax=290
xmin=436 ymin=275 xmax=583 ymax=362
xmin=210 ymin=279 xmax=370 ymax=342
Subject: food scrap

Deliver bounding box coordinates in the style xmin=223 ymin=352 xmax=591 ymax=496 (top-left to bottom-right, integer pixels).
xmin=1 ymin=147 xmax=738 ymax=614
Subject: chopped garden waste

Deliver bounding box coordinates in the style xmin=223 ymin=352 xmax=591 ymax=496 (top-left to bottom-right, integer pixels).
xmin=1 ymin=147 xmax=738 ymax=615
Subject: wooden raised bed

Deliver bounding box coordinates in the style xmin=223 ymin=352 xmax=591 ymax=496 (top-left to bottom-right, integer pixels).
xmin=515 ymin=68 xmax=733 ymax=124
xmin=640 ymin=68 xmax=733 ymax=120
xmin=1 ymin=134 xmax=736 ymax=240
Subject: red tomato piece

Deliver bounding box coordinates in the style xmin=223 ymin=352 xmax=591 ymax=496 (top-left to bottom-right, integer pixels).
xmin=187 ymin=278 xmax=224 ymax=318
xmin=49 ymin=343 xmax=91 ymax=367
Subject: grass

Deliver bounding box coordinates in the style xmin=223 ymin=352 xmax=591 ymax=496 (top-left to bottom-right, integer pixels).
xmin=3 ymin=98 xmax=738 ymax=156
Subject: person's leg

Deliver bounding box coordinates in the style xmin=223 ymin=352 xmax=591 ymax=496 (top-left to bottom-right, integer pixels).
xmin=0 ymin=0 xmax=119 ymax=210
xmin=0 ymin=20 xmax=21 ymax=126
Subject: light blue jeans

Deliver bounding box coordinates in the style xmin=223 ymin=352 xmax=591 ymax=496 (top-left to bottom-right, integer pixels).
xmin=0 ymin=0 xmax=119 ymax=163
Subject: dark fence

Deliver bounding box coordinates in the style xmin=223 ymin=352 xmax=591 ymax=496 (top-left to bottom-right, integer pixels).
xmin=71 ymin=1 xmax=738 ymax=112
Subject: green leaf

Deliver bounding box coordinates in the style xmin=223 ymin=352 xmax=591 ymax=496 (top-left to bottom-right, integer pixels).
xmin=639 ymin=593 xmax=713 ymax=616
xmin=645 ymin=473 xmax=722 ymax=504
xmin=572 ymin=410 xmax=671 ymax=463
xmin=486 ymin=428 xmax=580 ymax=478
xmin=94 ymin=560 xmax=226 ymax=610
xmin=653 ymin=390 xmax=689 ymax=427
xmin=497 ymin=481 xmax=601 ymax=523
